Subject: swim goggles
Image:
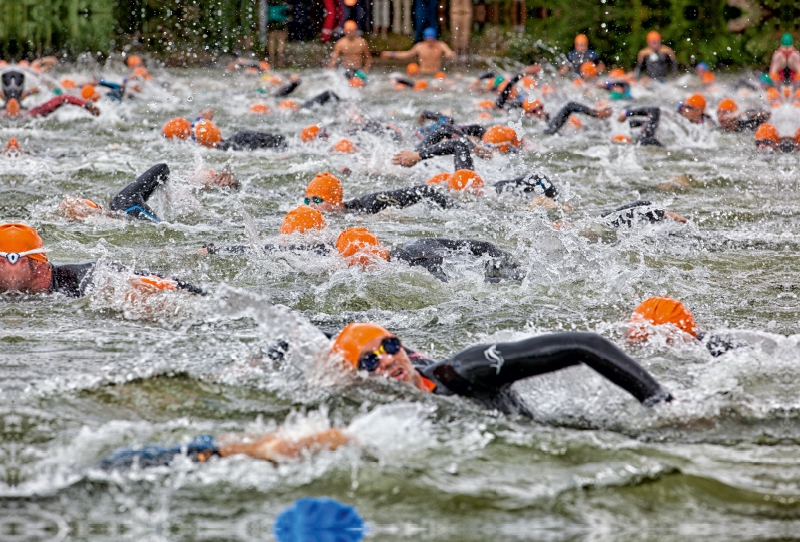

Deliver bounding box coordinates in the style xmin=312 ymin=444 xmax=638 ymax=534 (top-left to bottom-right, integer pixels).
xmin=304 ymin=196 xmax=325 ymax=205
xmin=0 ymin=248 xmax=46 ymax=264
xmin=358 ymin=337 xmax=402 ymax=372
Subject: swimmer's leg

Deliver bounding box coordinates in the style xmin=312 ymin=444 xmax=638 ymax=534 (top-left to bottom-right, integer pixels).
xmin=543 ymin=101 xmax=594 ymax=135
xmin=109 ymin=163 xmax=169 ymax=222
xmin=431 ymin=332 xmax=672 ymax=405
xmin=302 ymin=90 xmax=341 ymax=109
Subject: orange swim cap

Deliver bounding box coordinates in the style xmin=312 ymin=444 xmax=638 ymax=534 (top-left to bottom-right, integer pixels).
xmin=482 ymin=125 xmax=521 ymax=153
xmin=783 ymin=86 xmax=791 ymax=99
xmin=608 ymin=68 xmax=626 ymax=79
xmin=646 ymin=30 xmax=661 ymax=43
xmin=336 ymin=227 xmax=389 ymax=267
xmin=279 ymin=99 xmax=299 ymax=111
xmin=477 ymin=99 xmax=495 ymax=110
xmin=766 ymin=87 xmax=781 ymax=103
xmin=541 ymin=84 xmax=555 ymax=97
xmin=259 ymin=61 xmax=271 ymax=71
xmin=701 ymin=72 xmax=715 ymax=85
xmin=250 ymin=103 xmax=270 ymax=114
xmin=194 ymin=119 xmax=222 ymax=147
xmin=129 ymin=275 xmax=177 ymax=292
xmin=716 ymin=98 xmax=738 ymax=113
xmin=0 ymin=223 xmax=48 ymax=263
xmin=280 ymin=205 xmax=327 ymax=235
xmin=133 ymin=66 xmax=152 ymax=80
xmin=574 ymin=34 xmax=588 ymax=46
xmin=522 ymin=97 xmax=543 ymax=114
xmin=568 ymin=115 xmax=583 ymax=129
xmin=794 ymin=127 xmax=800 ymax=145
xmin=5 ymin=137 xmax=21 ymax=154
xmin=684 ymin=93 xmax=706 ymax=109
xmin=81 ymin=84 xmax=99 ymax=102
xmin=477 ymin=112 xmax=493 ymax=120
xmin=343 ymin=19 xmax=358 ymax=31
xmin=60 ymin=78 xmax=77 ymax=89
xmin=448 ymin=169 xmax=485 ymax=193
xmin=434 ymin=71 xmax=447 ymax=80
xmin=407 ymin=62 xmax=420 ymax=76
xmin=332 ymin=322 xmax=394 ymax=368
xmin=611 ymin=134 xmax=632 ymax=144
xmin=349 ymin=77 xmax=365 ymax=88
xmin=519 ymin=76 xmax=537 ymax=90
xmin=628 ymin=296 xmax=697 ymax=341
xmin=5 ymin=98 xmax=20 ymax=117
xmin=333 ymin=138 xmax=358 ymax=153
xmin=162 ymin=117 xmax=192 ymax=139
xmin=394 ymin=83 xmax=407 ymax=90
xmin=755 ymin=123 xmax=779 ymax=144
xmin=413 ymin=80 xmax=428 ymax=91
xmin=426 ymin=172 xmax=451 ymax=185
xmin=306 ymin=172 xmax=344 ymax=206
xmin=126 ymin=55 xmax=144 ymax=68
xmin=301 ymin=124 xmax=323 ymax=142
xmin=580 ymin=61 xmax=597 ymax=78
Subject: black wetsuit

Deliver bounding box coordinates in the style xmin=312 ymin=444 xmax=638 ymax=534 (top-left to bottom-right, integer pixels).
xmin=109 ymin=163 xmax=170 ymax=222
xmin=217 ymin=130 xmax=287 ymax=151
xmin=495 ymin=74 xmax=522 ymax=110
xmin=302 ymin=90 xmax=340 ymax=109
xmin=411 ymin=332 xmax=672 ymax=414
xmin=274 ymin=79 xmax=301 ymax=97
xmin=390 ymin=238 xmax=523 ymax=282
xmin=635 ymin=49 xmax=678 ymax=80
xmin=344 ymin=185 xmax=456 ymax=213
xmin=47 ymin=262 xmax=203 ymax=297
xmin=621 ymin=107 xmax=662 ymax=146
xmin=726 ymin=111 xmax=769 ymax=132
xmin=543 ymin=102 xmax=603 ymax=135
xmin=599 ymin=200 xmax=667 ymax=227
xmin=346 ymin=119 xmax=403 ymax=142
xmin=566 ymin=50 xmax=601 ymax=74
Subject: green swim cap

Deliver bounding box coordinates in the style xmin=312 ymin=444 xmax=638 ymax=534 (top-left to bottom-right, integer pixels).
xmin=782 ymin=33 xmax=793 ymax=47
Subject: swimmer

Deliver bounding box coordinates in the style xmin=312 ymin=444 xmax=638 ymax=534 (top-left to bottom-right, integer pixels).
xmin=716 ymin=98 xmax=769 ymax=132
xmin=380 ymin=27 xmax=456 ymax=75
xmin=599 ymin=200 xmax=688 ymax=226
xmin=226 ymin=57 xmax=271 ymax=73
xmin=768 ymin=33 xmax=800 ymax=85
xmin=1 ymin=70 xmax=99 ymax=117
xmin=171 ymin=118 xmax=287 ymax=151
xmin=754 ymin=123 xmax=797 ymax=153
xmin=597 ymin=69 xmax=632 ymax=100
xmin=542 ymin=100 xmax=613 ymax=135
xmin=558 ymin=34 xmax=605 ymax=76
xmin=634 ymin=31 xmax=678 ymax=81
xmin=0 ymin=223 xmax=202 ymax=297
xmin=273 ymin=74 xmax=302 ymax=97
xmin=628 ymin=296 xmax=748 ymax=357
xmin=328 ymin=20 xmax=372 ymax=73
xmin=677 ymin=94 xmax=714 ymax=125
xmin=617 ymin=107 xmax=663 ymax=146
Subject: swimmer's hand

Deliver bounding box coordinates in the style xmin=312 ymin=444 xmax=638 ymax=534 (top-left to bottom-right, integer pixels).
xmin=595 ymin=105 xmax=613 ymax=119
xmin=392 ymin=150 xmax=421 ymax=167
xmin=217 ymin=429 xmax=349 ymax=462
xmin=473 ymin=145 xmax=493 ymax=159
xmin=212 ymin=165 xmax=239 ymax=188
xmin=84 ymin=103 xmax=101 ymax=116
xmin=665 ymin=211 xmax=688 ymax=223
xmin=199 ymin=108 xmax=214 ymax=121
xmin=617 ymin=112 xmax=628 ymax=122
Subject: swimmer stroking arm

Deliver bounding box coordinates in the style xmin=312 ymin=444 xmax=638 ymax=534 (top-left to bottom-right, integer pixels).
xmin=420 ymin=332 xmax=673 ymax=408
xmin=495 ymin=74 xmax=523 ymax=109
xmin=390 ymin=238 xmax=522 ymax=282
xmin=109 ymin=163 xmax=170 ymax=222
xmin=619 ymin=107 xmax=662 ymax=146
xmin=26 ymin=95 xmax=100 ymax=117
xmin=543 ymin=101 xmax=611 ymax=135
xmin=495 ymin=174 xmax=558 ymax=198
xmin=216 ymin=131 xmax=287 ymax=151
xmin=344 ymin=185 xmax=457 ymax=213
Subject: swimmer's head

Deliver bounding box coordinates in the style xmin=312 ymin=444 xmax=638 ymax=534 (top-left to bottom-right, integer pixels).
xmin=5 ymin=98 xmax=20 ymax=117
xmin=423 ymin=27 xmax=437 ymax=40
xmin=333 ymin=138 xmax=358 ymax=153
xmin=519 ymin=76 xmax=537 ymax=90
xmin=482 ymin=125 xmax=521 ymax=153
xmin=58 ymin=196 xmax=104 ymax=220
xmin=679 ymin=93 xmax=706 ymax=122
xmin=627 ymin=296 xmax=697 ymax=342
xmin=336 ymin=227 xmax=389 ymax=268
xmin=0 ymin=223 xmax=51 ymax=294
xmin=194 ymin=119 xmax=222 ymax=147
xmin=331 ymin=323 xmax=421 ymax=387
xmin=701 ymin=72 xmax=715 ymax=85
xmin=162 ymin=117 xmax=192 ymax=139
xmin=611 ymin=134 xmax=632 ymax=144
xmin=477 ymin=99 xmax=495 ymax=110
xmin=426 ymin=172 xmax=451 ymax=185
xmin=81 ymin=84 xmax=100 ymax=102
xmin=782 ymin=33 xmax=794 ymax=47
xmin=5 ymin=137 xmax=21 ymax=155
xmin=413 ymin=80 xmax=428 ymax=91
xmin=407 ymin=62 xmax=420 ymax=76
xmin=695 ymin=62 xmax=710 ymax=75
xmin=574 ymin=34 xmax=588 ymax=52
xmin=448 ymin=169 xmax=484 ymax=194
xmin=305 ymin=172 xmax=344 ymax=209
xmin=716 ymin=98 xmax=738 ymax=114
xmin=133 ymin=67 xmax=152 ymax=80
xmin=60 ymin=78 xmax=76 ymax=89
xmin=343 ymin=20 xmax=358 ymax=36
xmin=126 ymin=55 xmax=144 ymax=69
xmin=766 ymin=87 xmax=781 ymax=106
xmin=646 ymin=30 xmax=661 ymax=47
xmin=755 ymin=123 xmax=780 ymax=149
xmin=279 ymin=99 xmax=299 ymax=111
xmin=280 ymin=205 xmax=327 ymax=235
xmin=301 ymin=124 xmax=327 ymax=142
xmin=608 ymin=68 xmax=626 ymax=79
xmin=434 ymin=71 xmax=447 ymax=80
xmin=250 ymin=103 xmax=270 ymax=114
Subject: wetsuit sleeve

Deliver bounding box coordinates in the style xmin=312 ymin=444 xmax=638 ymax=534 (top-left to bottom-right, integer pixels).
xmin=495 ymin=74 xmax=522 ymax=109
xmin=623 ymin=107 xmax=662 ymax=146
xmin=426 ymin=332 xmax=672 ymax=405
xmin=344 ymin=185 xmax=456 ymax=214
xmin=543 ymin=102 xmax=597 ymax=135
xmin=418 ymin=139 xmax=474 ymax=171
xmin=476 ymin=71 xmax=496 ymax=80
xmin=736 ymin=110 xmax=769 ymax=131
xmin=98 ymin=80 xmax=125 ymax=101
xmin=26 ymin=95 xmax=92 ymax=117
xmin=302 ymin=90 xmax=340 ymax=109
xmin=49 ymin=262 xmax=96 ymax=297
xmin=109 ymin=163 xmax=169 ymax=222
xmin=274 ymin=79 xmax=301 ymax=97
xmin=415 ymin=123 xmax=466 ymax=149
xmin=217 ymin=130 xmax=287 ymax=151
xmin=459 ymin=124 xmax=487 ymax=138
xmin=494 ymin=173 xmax=557 ymax=198
xmin=599 ymin=200 xmax=665 ymax=227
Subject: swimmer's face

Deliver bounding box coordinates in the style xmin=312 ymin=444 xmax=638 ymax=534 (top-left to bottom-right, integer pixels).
xmin=575 ymin=41 xmax=588 ymax=53
xmin=305 ymin=195 xmax=342 ymax=213
xmin=680 ymin=105 xmax=703 ymax=123
xmin=345 ymin=26 xmax=357 ymax=37
xmin=358 ymin=335 xmax=418 ymax=386
xmin=526 ymin=105 xmax=546 ymax=120
xmin=0 ymin=257 xmax=51 ymax=294
xmin=648 ymin=38 xmax=661 ymax=49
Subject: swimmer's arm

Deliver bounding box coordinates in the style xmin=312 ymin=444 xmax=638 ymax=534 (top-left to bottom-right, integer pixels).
xmin=665 ymin=211 xmax=688 ymax=223
xmin=328 ymin=45 xmax=342 ymax=69
xmin=362 ymin=42 xmax=373 ymax=71
xmin=440 ymin=42 xmax=456 ymax=59
xmin=390 ymin=45 xmax=421 ymax=61
xmin=634 ymin=50 xmax=646 ymax=78
xmin=217 ymin=429 xmax=349 ymax=462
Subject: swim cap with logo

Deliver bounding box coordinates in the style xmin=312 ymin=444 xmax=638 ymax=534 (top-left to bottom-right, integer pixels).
xmin=280 ymin=205 xmax=327 ymax=235
xmin=306 ymin=172 xmax=344 ymax=206
xmin=628 ymin=296 xmax=697 ymax=341
xmin=0 ymin=223 xmax=48 ymax=263
xmin=332 ymin=322 xmax=395 ymax=368
xmin=162 ymin=117 xmax=192 ymax=139
xmin=336 ymin=227 xmax=389 ymax=267
xmin=194 ymin=119 xmax=222 ymax=147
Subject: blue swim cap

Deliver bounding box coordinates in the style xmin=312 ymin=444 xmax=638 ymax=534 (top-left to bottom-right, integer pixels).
xmin=274 ymin=497 xmax=365 ymax=542
xmin=695 ymin=62 xmax=709 ymax=72
xmin=423 ymin=27 xmax=437 ymax=40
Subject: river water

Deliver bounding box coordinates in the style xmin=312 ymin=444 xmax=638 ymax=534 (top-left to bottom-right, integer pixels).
xmin=2 ymin=65 xmax=800 ymax=541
